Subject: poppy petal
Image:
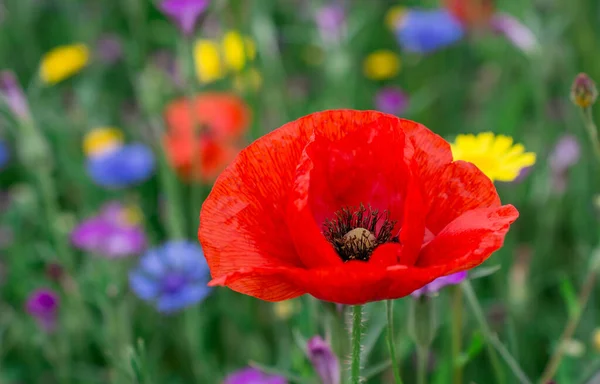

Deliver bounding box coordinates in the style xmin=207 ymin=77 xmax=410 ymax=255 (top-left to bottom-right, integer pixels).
xmin=199 ymin=114 xmax=314 ymax=298
xmin=287 ymin=111 xmax=413 ymax=268
xmin=403 ymin=121 xmax=453 ymax=183
xmin=416 ymin=205 xmax=519 ymax=268
xmin=425 ymin=160 xmax=501 ymax=234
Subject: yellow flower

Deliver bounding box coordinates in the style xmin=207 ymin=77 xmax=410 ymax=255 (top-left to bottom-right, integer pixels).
xmin=194 ymin=31 xmax=256 ymax=84
xmin=40 ymin=44 xmax=89 ymax=85
xmin=385 ymin=6 xmax=408 ymax=30
xmin=194 ymin=39 xmax=225 ymax=83
xmin=451 ymin=132 xmax=536 ymax=182
xmin=83 ymin=127 xmax=124 ymax=157
xmin=363 ymin=50 xmax=401 ymax=81
xmin=222 ymin=31 xmax=256 ymax=72
xmin=593 ymin=328 xmax=600 ymax=352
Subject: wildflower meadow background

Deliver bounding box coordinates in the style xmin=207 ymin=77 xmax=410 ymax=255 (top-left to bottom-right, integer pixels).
xmin=1 ymin=0 xmax=600 ymax=383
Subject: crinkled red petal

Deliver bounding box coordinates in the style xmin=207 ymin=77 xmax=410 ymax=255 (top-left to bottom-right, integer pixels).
xmin=425 ymin=160 xmax=500 ymax=234
xmin=417 ymin=205 xmax=519 ymax=268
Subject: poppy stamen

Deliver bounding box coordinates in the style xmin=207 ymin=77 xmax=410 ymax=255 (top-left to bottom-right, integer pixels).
xmin=323 ymin=204 xmax=398 ymax=262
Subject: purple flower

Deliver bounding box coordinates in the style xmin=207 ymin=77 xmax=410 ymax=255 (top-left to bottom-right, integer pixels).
xmin=223 ymin=367 xmax=287 ymax=384
xmin=129 ymin=241 xmax=212 ymax=314
xmin=307 ymin=336 xmax=340 ymax=384
xmin=375 ymin=87 xmax=409 ymax=115
xmin=395 ymin=9 xmax=464 ymax=54
xmin=490 ymin=13 xmax=539 ymax=54
xmin=315 ymin=4 xmax=346 ymax=43
xmin=411 ymin=271 xmax=467 ymax=298
xmin=0 ymin=71 xmax=30 ymax=120
xmin=158 ymin=0 xmax=209 ymax=36
xmin=86 ymin=143 xmax=155 ymax=188
xmin=549 ymin=135 xmax=581 ymax=193
xmin=96 ymin=34 xmax=123 ymax=64
xmin=26 ymin=288 xmax=60 ymax=332
xmin=71 ymin=202 xmax=146 ymax=258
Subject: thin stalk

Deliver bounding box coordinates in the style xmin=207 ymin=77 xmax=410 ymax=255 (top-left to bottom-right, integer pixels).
xmin=350 ymin=305 xmax=363 ymax=384
xmin=538 ymin=270 xmax=597 ymax=384
xmin=149 ymin=118 xmax=186 ymax=240
xmin=463 ymin=281 xmax=532 ymax=384
xmin=386 ymin=300 xmax=404 ymax=384
xmin=450 ymin=286 xmax=463 ymax=384
xmin=416 ymin=346 xmax=428 ymax=384
xmin=178 ymin=37 xmax=205 ymax=235
xmin=581 ymin=107 xmax=600 ymax=162
xmin=537 ymin=105 xmax=600 ymax=382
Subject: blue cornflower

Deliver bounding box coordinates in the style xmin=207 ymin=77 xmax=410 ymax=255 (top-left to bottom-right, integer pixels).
xmin=129 ymin=241 xmax=212 ymax=313
xmin=86 ymin=143 xmax=155 ymax=188
xmin=395 ymin=9 xmax=465 ymax=54
xmin=0 ymin=140 xmax=9 ymax=169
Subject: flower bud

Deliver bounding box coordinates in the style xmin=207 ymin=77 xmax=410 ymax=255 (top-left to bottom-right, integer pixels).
xmin=408 ymin=295 xmax=438 ymax=349
xmin=571 ymin=73 xmax=598 ymax=108
xmin=307 ymin=336 xmax=340 ymax=384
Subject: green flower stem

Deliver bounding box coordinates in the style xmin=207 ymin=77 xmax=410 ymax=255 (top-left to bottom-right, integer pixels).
xmin=536 ymin=105 xmax=600 ymax=382
xmin=581 ymin=107 xmax=600 ymax=163
xmin=450 ymin=286 xmax=463 ymax=384
xmin=20 ymin=121 xmax=74 ymax=269
xmin=416 ymin=345 xmax=428 ymax=384
xmin=178 ymin=37 xmax=205 ymax=236
xmin=463 ymin=281 xmax=532 ymax=384
xmin=350 ymin=305 xmax=363 ymax=384
xmin=150 ymin=118 xmax=186 ymax=240
xmin=386 ymin=300 xmax=404 ymax=384
xmin=538 ymin=269 xmax=597 ymax=384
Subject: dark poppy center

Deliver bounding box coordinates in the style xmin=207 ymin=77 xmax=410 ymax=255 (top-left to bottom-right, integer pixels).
xmin=323 ymin=204 xmax=398 ymax=262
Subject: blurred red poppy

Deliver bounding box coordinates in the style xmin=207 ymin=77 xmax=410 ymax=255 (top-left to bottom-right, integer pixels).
xmin=199 ymin=110 xmax=518 ymax=304
xmin=444 ymin=0 xmax=495 ymax=28
xmin=163 ymin=92 xmax=250 ymax=181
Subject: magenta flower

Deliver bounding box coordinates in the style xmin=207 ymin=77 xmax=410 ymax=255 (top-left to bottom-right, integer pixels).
xmin=490 ymin=13 xmax=539 ymax=54
xmin=26 ymin=288 xmax=60 ymax=332
xmin=223 ymin=367 xmax=287 ymax=384
xmin=375 ymin=86 xmax=409 ymax=115
xmin=159 ymin=0 xmax=209 ymax=36
xmin=315 ymin=4 xmax=346 ymax=43
xmin=71 ymin=202 xmax=146 ymax=258
xmin=411 ymin=271 xmax=467 ymax=298
xmin=549 ymin=135 xmax=581 ymax=193
xmin=0 ymin=70 xmax=30 ymax=120
xmin=307 ymin=336 xmax=340 ymax=384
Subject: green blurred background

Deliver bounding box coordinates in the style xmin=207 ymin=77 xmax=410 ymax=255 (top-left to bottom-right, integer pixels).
xmin=1 ymin=0 xmax=600 ymax=383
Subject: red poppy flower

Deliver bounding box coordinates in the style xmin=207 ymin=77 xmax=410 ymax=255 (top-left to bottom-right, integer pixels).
xmin=163 ymin=92 xmax=250 ymax=181
xmin=164 ymin=92 xmax=250 ymax=140
xmin=199 ymin=110 xmax=518 ymax=304
xmin=444 ymin=0 xmax=495 ymax=28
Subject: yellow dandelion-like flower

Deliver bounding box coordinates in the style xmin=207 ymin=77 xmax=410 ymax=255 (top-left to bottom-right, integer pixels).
xmin=83 ymin=127 xmax=124 ymax=157
xmin=194 ymin=39 xmax=225 ymax=83
xmin=451 ymin=132 xmax=536 ymax=182
xmin=363 ymin=50 xmax=401 ymax=81
xmin=40 ymin=44 xmax=89 ymax=85
xmin=385 ymin=6 xmax=408 ymax=30
xmin=221 ymin=31 xmax=256 ymax=72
